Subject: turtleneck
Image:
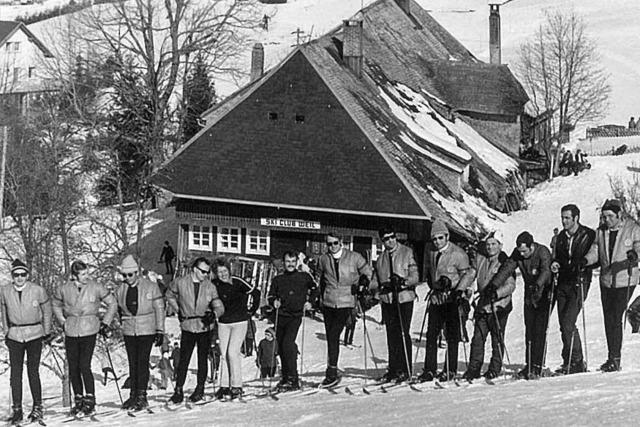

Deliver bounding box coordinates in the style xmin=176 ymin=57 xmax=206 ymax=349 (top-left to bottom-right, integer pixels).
xmin=331 ymin=248 xmax=344 ymax=259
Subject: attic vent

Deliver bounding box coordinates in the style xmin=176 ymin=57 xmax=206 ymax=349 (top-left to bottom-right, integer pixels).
xmin=268 ymin=112 xmax=278 ymax=120
xmin=295 ymin=114 xmax=305 ymax=123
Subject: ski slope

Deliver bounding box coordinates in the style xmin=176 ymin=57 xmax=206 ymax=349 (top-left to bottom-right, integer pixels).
xmin=1 ymin=153 xmax=638 ymax=425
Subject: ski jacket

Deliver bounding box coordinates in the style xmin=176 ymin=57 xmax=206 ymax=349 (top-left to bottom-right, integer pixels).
xmin=53 ymin=280 xmax=117 ymax=338
xmin=474 ymin=252 xmax=515 ymax=313
xmin=257 ymin=338 xmax=278 ymax=368
xmin=214 ymin=277 xmax=260 ymax=324
xmin=492 ymin=243 xmax=552 ymax=305
xmin=371 ymin=243 xmax=419 ymax=304
xmin=166 ymin=274 xmax=224 ymax=333
xmin=425 ymin=242 xmax=475 ymax=292
xmin=553 ymin=224 xmax=596 ymax=287
xmin=318 ymin=249 xmax=372 ymax=309
xmin=116 ymin=277 xmax=165 ymax=336
xmin=1 ymin=281 xmax=52 ymax=343
xmin=585 ymin=218 xmax=640 ymax=288
xmin=268 ymin=271 xmax=318 ymax=318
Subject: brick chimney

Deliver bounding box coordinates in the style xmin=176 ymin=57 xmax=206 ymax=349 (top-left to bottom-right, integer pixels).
xmin=489 ymin=4 xmax=501 ymax=65
xmin=342 ymin=19 xmax=363 ymax=78
xmin=250 ymin=43 xmax=264 ymax=82
xmin=395 ymin=0 xmax=410 ymax=15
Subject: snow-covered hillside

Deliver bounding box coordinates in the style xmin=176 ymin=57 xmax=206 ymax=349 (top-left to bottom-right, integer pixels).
xmin=1 ymin=153 xmax=638 ymax=425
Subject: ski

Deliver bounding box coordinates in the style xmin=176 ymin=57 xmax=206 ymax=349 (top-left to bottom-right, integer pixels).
xmin=127 ymin=407 xmax=154 ymax=417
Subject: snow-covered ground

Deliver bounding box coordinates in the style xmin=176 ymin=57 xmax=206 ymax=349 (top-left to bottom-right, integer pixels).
xmin=1 ymin=153 xmax=639 ymax=425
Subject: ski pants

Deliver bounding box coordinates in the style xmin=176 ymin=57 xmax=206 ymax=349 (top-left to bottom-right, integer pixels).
xmin=7 ymin=337 xmax=43 ymax=407
xmin=424 ymin=301 xmax=461 ymax=374
xmin=123 ymin=334 xmax=155 ymax=393
xmin=322 ymin=306 xmax=352 ymax=369
xmin=66 ymin=334 xmax=97 ymax=397
xmin=468 ymin=308 xmax=510 ymax=374
xmin=276 ymin=315 xmax=302 ymax=380
xmin=381 ymin=300 xmax=413 ymax=376
xmin=260 ymin=366 xmax=277 ymax=378
xmin=343 ymin=309 xmax=356 ymax=346
xmin=601 ymin=285 xmax=636 ymax=361
xmin=218 ymin=321 xmax=248 ymax=388
xmin=557 ymin=281 xmax=590 ymax=366
xmin=524 ymin=297 xmax=552 ymax=371
xmin=175 ymin=330 xmax=211 ymax=389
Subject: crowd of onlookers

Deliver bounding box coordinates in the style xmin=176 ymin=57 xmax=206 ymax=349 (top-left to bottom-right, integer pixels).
xmin=558 ymin=148 xmax=590 ymax=176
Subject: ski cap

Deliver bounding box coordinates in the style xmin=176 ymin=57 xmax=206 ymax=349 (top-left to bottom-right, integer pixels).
xmin=11 ymin=258 xmax=28 ymax=275
xmin=430 ymin=219 xmax=448 ymax=239
xmin=602 ymin=199 xmax=622 ymax=215
xmin=119 ymin=254 xmax=139 ymax=274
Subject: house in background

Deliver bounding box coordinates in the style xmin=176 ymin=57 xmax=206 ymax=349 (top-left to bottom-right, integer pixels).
xmin=153 ymin=0 xmax=530 ymax=275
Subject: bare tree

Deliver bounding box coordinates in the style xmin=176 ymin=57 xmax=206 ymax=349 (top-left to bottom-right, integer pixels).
xmin=517 ymin=10 xmax=610 ymax=166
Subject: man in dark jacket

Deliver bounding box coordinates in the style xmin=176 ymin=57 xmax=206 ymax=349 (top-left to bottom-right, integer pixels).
xmin=268 ymin=251 xmax=318 ymax=390
xmin=550 ymin=204 xmax=596 ymax=374
xmin=491 ymin=231 xmax=552 ymax=379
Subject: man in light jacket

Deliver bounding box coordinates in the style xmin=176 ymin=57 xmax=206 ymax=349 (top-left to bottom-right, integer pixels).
xmin=317 ymin=232 xmax=371 ymax=387
xmin=371 ymin=226 xmax=419 ymax=383
xmin=584 ymin=199 xmax=640 ymax=372
xmin=1 ymin=259 xmax=52 ymax=425
xmin=166 ymin=257 xmax=224 ymax=403
xmin=115 ymin=255 xmax=166 ymax=411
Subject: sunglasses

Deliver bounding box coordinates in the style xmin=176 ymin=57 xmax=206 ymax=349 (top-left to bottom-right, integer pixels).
xmin=432 ymin=235 xmax=446 ymax=242
xmin=12 ymin=272 xmax=28 ymax=278
xmin=382 ymin=234 xmax=396 ymax=242
xmin=326 ymin=241 xmax=341 ymax=247
xmin=123 ymin=272 xmax=137 ymax=278
xmin=195 ymin=266 xmax=210 ymax=274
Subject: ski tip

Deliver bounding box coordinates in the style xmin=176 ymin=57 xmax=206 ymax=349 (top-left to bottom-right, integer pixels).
xmin=362 ymin=388 xmax=371 ymax=395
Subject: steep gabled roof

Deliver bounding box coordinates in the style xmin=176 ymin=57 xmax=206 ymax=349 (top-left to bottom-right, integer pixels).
xmin=0 ymin=21 xmax=54 ymax=58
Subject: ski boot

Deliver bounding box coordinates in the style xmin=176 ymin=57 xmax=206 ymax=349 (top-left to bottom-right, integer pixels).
xmin=229 ymin=387 xmax=243 ymax=400
xmin=275 ymin=376 xmax=290 ymax=392
xmin=436 ymin=370 xmax=456 ymax=382
xmin=82 ymin=394 xmax=96 ymax=416
xmin=569 ymin=360 xmax=587 ymax=374
xmin=27 ymin=403 xmax=43 ymax=423
xmin=69 ymin=394 xmax=84 ymax=417
xmin=516 ymin=365 xmax=530 ymax=380
xmin=134 ymin=390 xmax=148 ymax=411
xmin=214 ymin=387 xmax=230 ymax=400
xmin=394 ymin=372 xmax=409 ymax=384
xmin=600 ymin=358 xmax=620 ymax=372
xmin=483 ymin=370 xmax=500 ymax=380
xmin=121 ymin=390 xmax=137 ymax=410
xmin=375 ymin=371 xmax=397 ymax=384
xmin=416 ymin=370 xmax=435 ymax=383
xmin=169 ymin=386 xmax=184 ymax=404
xmin=189 ymin=387 xmax=205 ymax=403
xmin=288 ymin=376 xmax=301 ymax=391
xmin=462 ymin=369 xmax=481 ymax=381
xmin=8 ymin=406 xmax=23 ymax=425
xmin=320 ymin=366 xmax=339 ymax=388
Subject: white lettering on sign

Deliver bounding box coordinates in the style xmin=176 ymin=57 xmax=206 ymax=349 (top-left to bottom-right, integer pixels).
xmin=260 ymin=218 xmax=321 ymax=230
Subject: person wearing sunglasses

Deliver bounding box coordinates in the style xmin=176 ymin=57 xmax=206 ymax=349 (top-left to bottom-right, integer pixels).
xmin=212 ymin=257 xmax=260 ymax=400
xmin=317 ymin=232 xmax=372 ymax=387
xmin=114 ymin=255 xmax=166 ymax=411
xmin=52 ymin=260 xmax=117 ymax=417
xmin=369 ymin=227 xmax=419 ymax=384
xmin=1 ymin=259 xmax=52 ymax=425
xmin=418 ymin=219 xmax=475 ymax=383
xmin=166 ymin=257 xmax=224 ymax=404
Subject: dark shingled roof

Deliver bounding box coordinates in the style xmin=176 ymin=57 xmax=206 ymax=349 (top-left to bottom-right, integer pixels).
xmin=0 ymin=21 xmax=54 ymax=58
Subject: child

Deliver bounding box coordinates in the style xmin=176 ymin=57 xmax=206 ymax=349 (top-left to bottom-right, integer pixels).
xmin=256 ymin=328 xmax=278 ymax=378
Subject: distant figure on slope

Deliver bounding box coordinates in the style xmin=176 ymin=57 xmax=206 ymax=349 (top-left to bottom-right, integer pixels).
xmin=491 ymin=232 xmax=552 ymax=380
xmin=583 ymin=199 xmax=640 ymax=372
xmin=462 ymin=231 xmax=515 ymax=381
xmin=550 ymin=204 xmax=595 ymax=375
xmin=159 ymin=241 xmax=175 ymax=276
xmin=629 ymin=117 xmax=636 ymax=130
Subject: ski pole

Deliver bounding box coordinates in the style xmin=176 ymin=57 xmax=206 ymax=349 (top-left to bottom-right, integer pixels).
xmin=299 ymin=308 xmax=306 ymax=390
xmin=566 ymin=330 xmax=575 ymax=375
xmin=102 ymin=334 xmax=123 ymax=406
xmin=458 ymin=298 xmax=469 ymax=373
xmin=413 ymin=292 xmax=432 ymax=370
xmin=269 ymin=306 xmax=279 ymax=391
xmin=490 ymin=301 xmax=511 ymax=372
xmin=623 ymin=261 xmax=634 ymax=332
xmin=357 ymin=300 xmax=369 ymax=391
xmin=541 ymin=274 xmax=557 ymax=368
xmin=579 ymin=272 xmax=588 ymax=370
xmin=394 ymin=288 xmax=413 ymax=379
xmin=527 ymin=341 xmax=532 ymax=378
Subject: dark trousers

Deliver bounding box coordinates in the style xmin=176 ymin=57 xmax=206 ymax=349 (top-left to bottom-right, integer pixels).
xmin=557 ymin=281 xmax=589 ymax=366
xmin=343 ymin=323 xmax=355 ymax=345
xmin=7 ymin=338 xmax=43 ymax=407
xmin=276 ymin=316 xmax=302 ymax=379
xmin=601 ymin=285 xmax=636 ymax=360
xmin=165 ymin=260 xmax=174 ymax=275
xmin=468 ymin=309 xmax=509 ymax=374
xmin=322 ymin=307 xmax=352 ymax=368
xmin=260 ymin=366 xmax=277 ymax=378
xmin=123 ymin=335 xmax=155 ymax=392
xmin=175 ymin=330 xmax=211 ymax=389
xmin=381 ymin=301 xmax=413 ymax=376
xmin=425 ymin=301 xmax=461 ymax=374
xmin=66 ymin=334 xmax=97 ymax=396
xmin=524 ymin=297 xmax=552 ymax=370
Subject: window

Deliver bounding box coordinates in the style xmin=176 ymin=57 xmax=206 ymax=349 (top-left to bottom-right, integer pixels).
xmin=12 ymin=42 xmax=19 ymax=52
xmin=268 ymin=112 xmax=278 ymax=121
xmin=217 ymin=227 xmax=241 ymax=254
xmin=188 ymin=225 xmax=212 ymax=251
xmin=28 ymin=67 xmax=35 ymax=78
xmin=295 ymin=114 xmax=305 ymax=123
xmin=371 ymin=238 xmax=384 ymax=261
xmin=245 ymin=229 xmax=270 ymax=256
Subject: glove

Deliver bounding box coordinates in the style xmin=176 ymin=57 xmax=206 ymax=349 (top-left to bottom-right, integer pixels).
xmin=201 ymin=310 xmax=216 ymax=328
xmin=99 ymin=323 xmax=111 ymax=338
xmin=357 ymin=274 xmax=370 ymax=295
xmin=627 ymin=250 xmax=638 ymax=263
xmin=154 ymin=332 xmax=164 ymax=347
xmin=390 ymin=274 xmax=404 ymax=290
xmin=577 ymin=258 xmax=588 ymax=269
xmin=273 ymin=299 xmax=281 ymax=309
xmin=434 ymin=276 xmax=452 ymax=291
xmin=303 ymin=301 xmax=312 ymax=312
xmin=429 ymin=290 xmax=449 ymax=306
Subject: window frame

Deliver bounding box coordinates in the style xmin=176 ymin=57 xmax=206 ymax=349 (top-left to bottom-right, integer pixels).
xmin=245 ymin=228 xmax=270 ymax=256
xmin=188 ymin=225 xmax=213 ymax=252
xmin=217 ymin=226 xmax=242 ymax=254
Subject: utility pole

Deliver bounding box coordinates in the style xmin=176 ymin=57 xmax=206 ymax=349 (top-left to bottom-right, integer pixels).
xmin=291 ymin=28 xmax=305 ymax=47
xmin=0 ymin=125 xmax=7 ymax=230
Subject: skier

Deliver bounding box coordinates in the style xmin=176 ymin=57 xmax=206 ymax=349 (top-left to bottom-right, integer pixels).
xmin=256 ymin=327 xmax=278 ymax=379
xmin=159 ymin=241 xmax=175 ymax=276
xmin=418 ymin=219 xmax=475 ymax=382
xmin=549 ymin=204 xmax=595 ymax=374
xmin=267 ymin=251 xmax=318 ymax=391
xmin=212 ymin=257 xmax=260 ymax=399
xmin=52 ymin=260 xmax=117 ymax=416
xmin=370 ymin=226 xmax=419 ymax=383
xmin=114 ymin=255 xmax=166 ymax=411
xmin=166 ymin=257 xmax=225 ymax=404
xmin=462 ymin=231 xmax=515 ymax=381
xmin=583 ymin=199 xmax=640 ymax=371
xmin=0 ymin=259 xmax=53 ymax=425
xmin=491 ymin=232 xmax=552 ymax=379
xmin=317 ymin=233 xmax=372 ymax=387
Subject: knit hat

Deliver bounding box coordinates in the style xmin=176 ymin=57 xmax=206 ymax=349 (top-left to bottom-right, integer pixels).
xmin=485 ymin=230 xmax=504 ymax=244
xmin=265 ymin=327 xmax=275 ymax=337
xmin=119 ymin=254 xmax=139 ymax=274
xmin=11 ymin=259 xmax=28 ymax=275
xmin=430 ymin=219 xmax=448 ymax=239
xmin=602 ymin=199 xmax=623 ymax=215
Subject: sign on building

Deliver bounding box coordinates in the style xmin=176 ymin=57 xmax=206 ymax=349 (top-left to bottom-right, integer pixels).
xmin=260 ymin=218 xmax=321 ymax=230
